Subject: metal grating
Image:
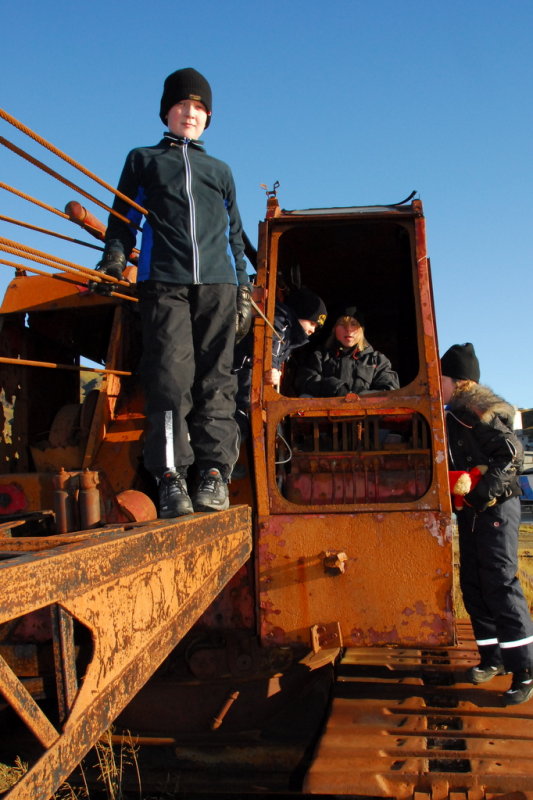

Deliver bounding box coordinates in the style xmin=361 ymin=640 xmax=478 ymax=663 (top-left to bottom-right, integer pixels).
xmin=304 ymin=620 xmax=533 ymax=798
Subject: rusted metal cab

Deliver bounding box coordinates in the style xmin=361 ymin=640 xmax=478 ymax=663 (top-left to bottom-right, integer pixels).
xmin=248 ymin=195 xmax=454 ymax=649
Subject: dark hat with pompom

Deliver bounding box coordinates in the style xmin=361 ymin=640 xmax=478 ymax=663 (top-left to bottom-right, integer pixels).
xmin=440 ymin=343 xmax=480 ymax=382
xmin=160 ymin=68 xmax=212 ymax=127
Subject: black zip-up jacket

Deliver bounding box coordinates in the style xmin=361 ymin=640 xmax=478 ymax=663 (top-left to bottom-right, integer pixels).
xmin=105 ymin=133 xmax=248 ymax=286
xmin=446 ymin=384 xmax=523 ymax=511
xmin=296 ymin=342 xmax=399 ymax=397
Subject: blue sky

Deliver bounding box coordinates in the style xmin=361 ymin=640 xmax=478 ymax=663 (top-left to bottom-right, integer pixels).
xmin=1 ymin=0 xmax=532 ymax=408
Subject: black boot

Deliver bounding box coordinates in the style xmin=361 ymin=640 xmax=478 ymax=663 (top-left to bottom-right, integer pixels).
xmin=193 ymin=468 xmax=229 ymax=512
xmin=158 ymin=470 xmax=193 ymax=518
xmin=468 ymin=662 xmax=506 ymax=684
xmin=504 ymin=670 xmax=533 ymax=705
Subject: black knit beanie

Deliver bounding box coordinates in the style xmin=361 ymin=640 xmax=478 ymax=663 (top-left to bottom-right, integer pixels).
xmin=335 ymin=305 xmax=365 ymax=327
xmin=286 ymin=287 xmax=327 ymax=326
xmin=440 ymin=343 xmax=480 ymax=382
xmin=159 ymin=68 xmax=212 ymax=127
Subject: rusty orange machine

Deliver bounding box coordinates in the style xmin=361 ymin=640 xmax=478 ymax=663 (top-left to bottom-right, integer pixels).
xmin=1 ymin=184 xmax=533 ymax=800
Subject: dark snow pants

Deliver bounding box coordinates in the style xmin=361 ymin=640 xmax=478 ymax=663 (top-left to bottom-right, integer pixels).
xmin=138 ymin=281 xmax=239 ymax=480
xmin=458 ymin=497 xmax=533 ymax=673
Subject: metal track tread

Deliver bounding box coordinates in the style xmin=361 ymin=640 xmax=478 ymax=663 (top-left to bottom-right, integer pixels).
xmin=304 ymin=621 xmax=533 ymax=799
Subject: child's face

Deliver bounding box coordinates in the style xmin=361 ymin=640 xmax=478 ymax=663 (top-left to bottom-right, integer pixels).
xmin=167 ymin=99 xmax=208 ymax=139
xmin=335 ymin=317 xmax=364 ymax=348
xmin=441 ymin=375 xmax=456 ymax=405
xmin=299 ymin=319 xmax=319 ymax=336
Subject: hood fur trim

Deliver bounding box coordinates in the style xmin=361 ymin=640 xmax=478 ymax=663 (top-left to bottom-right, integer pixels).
xmin=449 ymin=383 xmax=516 ymax=427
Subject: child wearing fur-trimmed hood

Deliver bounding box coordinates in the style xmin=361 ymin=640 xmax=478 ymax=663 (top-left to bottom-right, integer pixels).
xmin=441 ymin=342 xmax=533 ymax=705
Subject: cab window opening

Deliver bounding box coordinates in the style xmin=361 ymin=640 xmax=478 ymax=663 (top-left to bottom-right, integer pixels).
xmin=274 ymin=219 xmax=419 ymax=396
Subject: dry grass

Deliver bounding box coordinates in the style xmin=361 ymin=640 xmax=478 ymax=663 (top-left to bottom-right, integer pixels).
xmin=92 ymin=728 xmax=141 ymax=800
xmin=0 ymin=730 xmax=141 ymax=799
xmin=0 ymin=756 xmax=27 ymax=792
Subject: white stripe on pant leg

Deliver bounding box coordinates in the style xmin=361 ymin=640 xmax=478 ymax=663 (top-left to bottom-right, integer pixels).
xmin=500 ymin=634 xmax=533 ymax=649
xmin=164 ymin=410 xmax=174 ymax=472
xmin=476 ymin=638 xmax=499 ymax=646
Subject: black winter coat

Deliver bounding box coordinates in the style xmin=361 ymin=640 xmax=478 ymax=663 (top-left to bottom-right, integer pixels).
xmin=296 ymin=342 xmax=399 ymax=397
xmin=446 ymin=384 xmax=523 ymax=511
xmin=105 ymin=133 xmax=248 ymax=286
xmin=272 ymin=303 xmax=310 ymax=370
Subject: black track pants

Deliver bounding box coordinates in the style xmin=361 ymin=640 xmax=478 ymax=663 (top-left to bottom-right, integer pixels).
xmin=458 ymin=497 xmax=533 ymax=673
xmin=138 ymin=282 xmax=239 ymax=479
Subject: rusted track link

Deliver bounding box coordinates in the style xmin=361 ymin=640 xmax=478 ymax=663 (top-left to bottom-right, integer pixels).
xmin=0 ymin=506 xmax=252 ymax=800
xmin=304 ymin=620 xmax=533 ymax=798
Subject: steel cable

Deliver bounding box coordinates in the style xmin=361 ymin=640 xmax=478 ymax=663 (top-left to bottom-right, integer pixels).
xmin=0 ymin=255 xmax=135 ymax=303
xmin=0 ymin=236 xmax=129 ymax=284
xmin=0 ymin=108 xmax=148 ymax=216
xmin=0 ymin=215 xmax=104 ymax=252
xmin=0 ymin=186 xmax=138 ymax=263
xmin=0 ymin=181 xmax=72 ymax=222
xmin=0 ymin=136 xmax=140 ymax=230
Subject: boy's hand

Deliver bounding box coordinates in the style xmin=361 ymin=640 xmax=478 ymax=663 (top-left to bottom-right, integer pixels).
xmin=88 ymin=247 xmax=126 ymax=295
xmin=265 ymin=368 xmax=281 ymax=389
xmin=236 ymin=284 xmax=252 ymax=343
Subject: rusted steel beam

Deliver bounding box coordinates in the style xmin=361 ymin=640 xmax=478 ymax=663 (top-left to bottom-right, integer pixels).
xmin=51 ymin=605 xmax=78 ymax=723
xmin=1 ymin=506 xmax=252 ymax=800
xmin=0 ymin=654 xmax=58 ymax=747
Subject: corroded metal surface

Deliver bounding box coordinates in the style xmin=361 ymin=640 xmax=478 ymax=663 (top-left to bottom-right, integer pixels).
xmin=250 ymin=200 xmax=454 ymax=648
xmin=304 ymin=620 xmax=533 ymax=798
xmin=258 ymin=510 xmax=454 ymax=648
xmin=0 ymin=506 xmax=252 ymax=799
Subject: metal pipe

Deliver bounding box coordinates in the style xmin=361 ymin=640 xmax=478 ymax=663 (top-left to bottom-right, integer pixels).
xmin=79 ymin=470 xmax=101 ymax=530
xmin=0 ymin=356 xmax=131 ymax=376
xmin=211 ymin=690 xmax=240 ymax=730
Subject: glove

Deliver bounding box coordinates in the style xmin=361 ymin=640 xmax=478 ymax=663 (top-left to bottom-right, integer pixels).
xmin=88 ymin=246 xmax=126 ymax=295
xmin=448 ymin=470 xmax=472 ymax=510
xmin=236 ymin=284 xmax=252 ymax=343
xmin=449 ymin=465 xmax=494 ymax=511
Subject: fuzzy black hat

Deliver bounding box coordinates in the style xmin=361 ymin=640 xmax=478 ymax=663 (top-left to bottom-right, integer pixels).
xmin=441 ymin=343 xmax=480 ymax=382
xmin=159 ymin=68 xmax=212 ymax=127
xmin=335 ymin=305 xmax=365 ymax=327
xmin=286 ymin=287 xmax=327 ymax=326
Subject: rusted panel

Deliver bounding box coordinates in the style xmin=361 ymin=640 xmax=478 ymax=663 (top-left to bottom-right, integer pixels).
xmin=0 ymin=273 xmax=108 ymax=314
xmin=249 ymin=202 xmax=455 ymax=648
xmin=1 ymin=506 xmax=252 ymax=800
xmin=258 ymin=510 xmax=454 ymax=648
xmin=304 ymin=622 xmax=533 ymax=797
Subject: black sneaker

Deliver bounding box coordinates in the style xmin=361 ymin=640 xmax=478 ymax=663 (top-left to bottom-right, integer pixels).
xmin=468 ymin=662 xmax=507 ymax=684
xmin=193 ymin=468 xmax=229 ymax=512
xmin=504 ymin=671 xmax=533 ymax=705
xmin=158 ymin=470 xmax=193 ymax=518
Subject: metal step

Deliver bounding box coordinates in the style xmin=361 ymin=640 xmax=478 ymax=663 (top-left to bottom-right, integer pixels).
xmin=304 ymin=620 xmax=533 ymax=798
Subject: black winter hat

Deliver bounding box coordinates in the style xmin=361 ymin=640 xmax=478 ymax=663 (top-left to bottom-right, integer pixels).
xmin=335 ymin=305 xmax=365 ymax=327
xmin=286 ymin=287 xmax=327 ymax=326
xmin=440 ymin=343 xmax=480 ymax=382
xmin=159 ymin=68 xmax=212 ymax=128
